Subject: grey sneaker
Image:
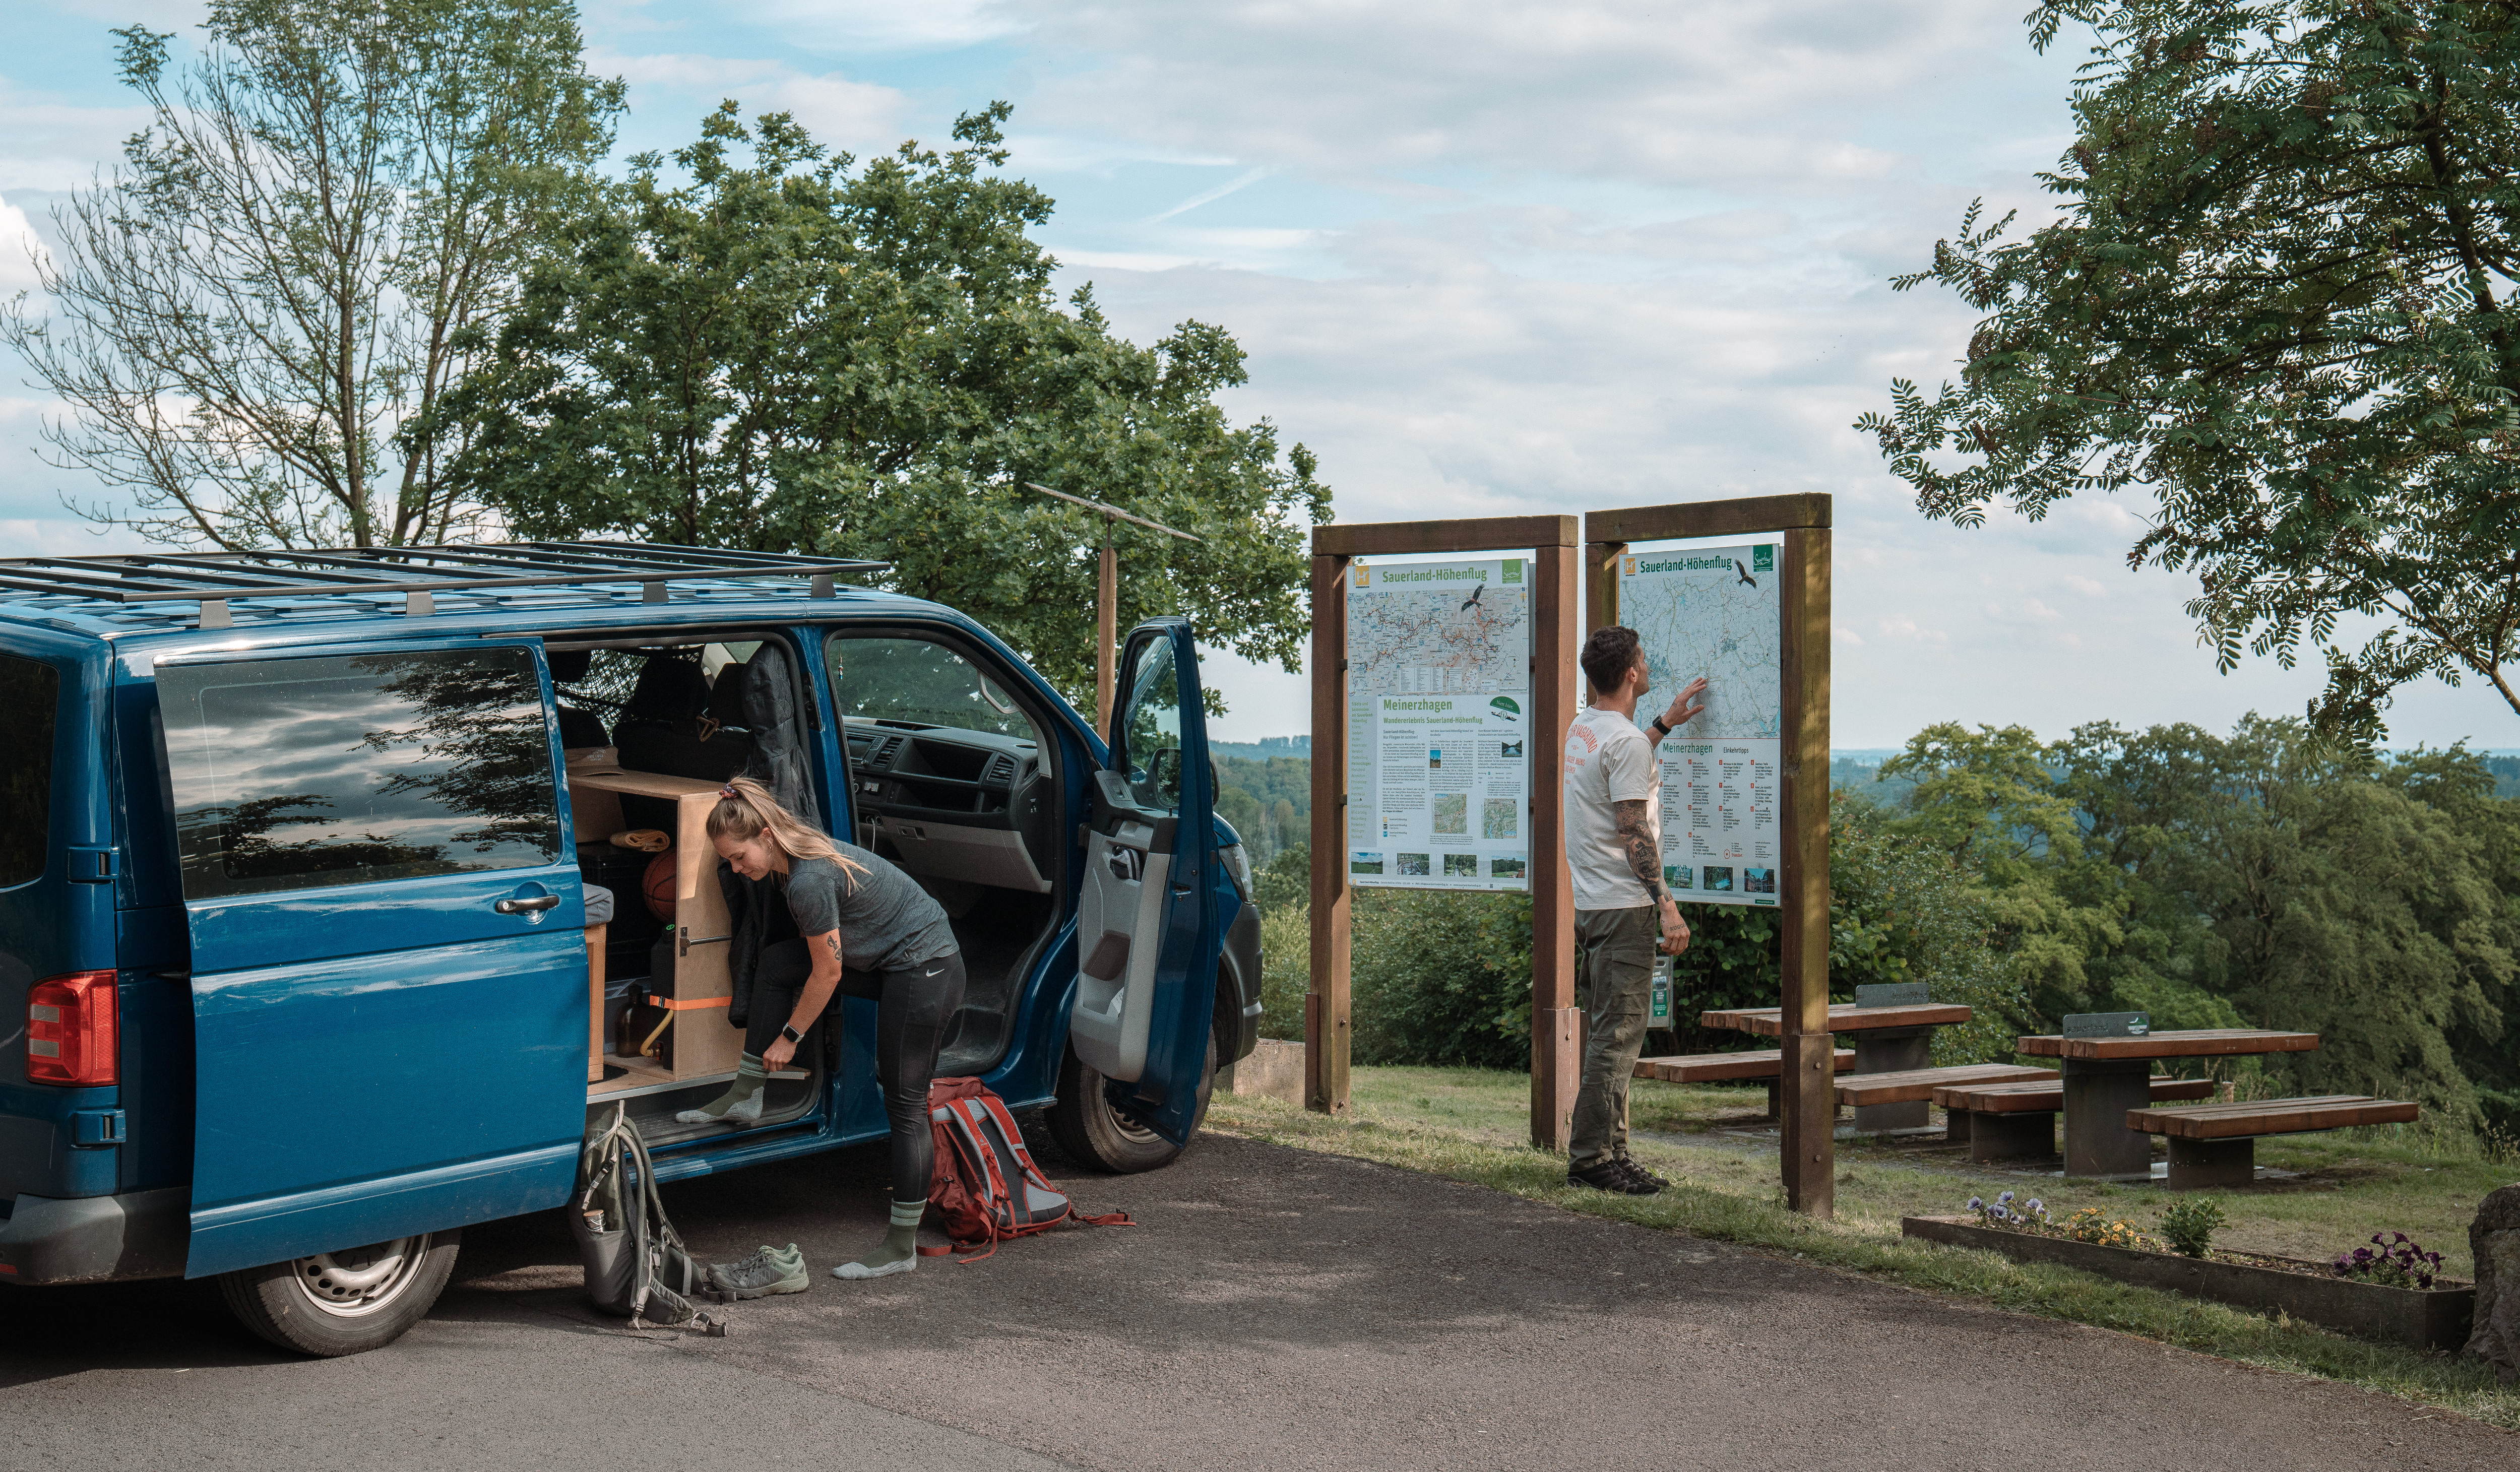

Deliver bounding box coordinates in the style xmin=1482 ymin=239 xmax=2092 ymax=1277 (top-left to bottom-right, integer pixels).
xmin=708 ymin=1243 xmax=807 ymax=1299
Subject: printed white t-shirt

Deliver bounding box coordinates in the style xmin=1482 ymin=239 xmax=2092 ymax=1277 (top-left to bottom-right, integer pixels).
xmin=1562 ymin=706 xmax=1660 ymax=911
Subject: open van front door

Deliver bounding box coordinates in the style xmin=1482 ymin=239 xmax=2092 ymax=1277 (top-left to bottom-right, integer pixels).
xmin=1067 ymin=618 xmax=1220 ymax=1146
xmin=151 ymin=638 xmax=585 ymax=1278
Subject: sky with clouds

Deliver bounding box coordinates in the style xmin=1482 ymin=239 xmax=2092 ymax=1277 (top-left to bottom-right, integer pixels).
xmin=4 ymin=0 xmax=2513 ymax=750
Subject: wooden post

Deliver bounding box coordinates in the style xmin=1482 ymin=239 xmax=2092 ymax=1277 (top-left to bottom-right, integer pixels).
xmin=1584 ymin=538 xmax=1625 ymax=637
xmin=1580 ymin=494 xmax=1834 ymax=1215
xmin=1307 ymin=551 xmax=1352 ymax=1113
xmin=1306 ymin=516 xmax=1579 ymax=1143
xmin=1778 ymin=524 xmax=1834 ymax=1218
xmin=1529 ymin=541 xmax=1580 ymax=1150
xmin=1096 ymin=535 xmax=1118 ymax=730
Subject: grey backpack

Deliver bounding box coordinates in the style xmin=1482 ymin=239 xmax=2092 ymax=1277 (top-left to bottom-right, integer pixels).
xmin=571 ymin=1106 xmax=723 ymax=1333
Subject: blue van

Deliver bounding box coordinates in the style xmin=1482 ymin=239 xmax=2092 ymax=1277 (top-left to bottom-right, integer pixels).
xmin=0 ymin=542 xmax=1261 ymax=1354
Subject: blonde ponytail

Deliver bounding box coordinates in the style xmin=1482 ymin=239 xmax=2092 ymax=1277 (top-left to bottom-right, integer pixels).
xmin=708 ymin=776 xmax=867 ymax=884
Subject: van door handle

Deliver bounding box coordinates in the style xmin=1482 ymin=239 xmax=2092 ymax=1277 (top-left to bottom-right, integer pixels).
xmin=496 ymin=894 xmax=562 ymax=915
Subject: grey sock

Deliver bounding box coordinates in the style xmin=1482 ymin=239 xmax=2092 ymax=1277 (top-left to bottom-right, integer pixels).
xmin=832 ymin=1199 xmax=924 ymax=1279
xmin=675 ymin=1053 xmax=766 ymax=1124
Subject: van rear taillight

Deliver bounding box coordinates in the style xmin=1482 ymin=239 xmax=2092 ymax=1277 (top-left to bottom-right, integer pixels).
xmin=28 ymin=973 xmax=117 ymax=1086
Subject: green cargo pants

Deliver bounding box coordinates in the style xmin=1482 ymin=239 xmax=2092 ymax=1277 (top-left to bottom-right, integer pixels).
xmin=1570 ymin=905 xmax=1659 ymax=1168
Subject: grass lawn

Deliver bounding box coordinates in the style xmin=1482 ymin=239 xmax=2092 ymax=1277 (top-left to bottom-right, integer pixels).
xmin=1205 ymin=1064 xmax=2520 ymax=1429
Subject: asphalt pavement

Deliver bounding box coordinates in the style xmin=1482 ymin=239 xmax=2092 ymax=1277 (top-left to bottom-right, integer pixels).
xmin=1 ymin=1130 xmax=2511 ymax=1471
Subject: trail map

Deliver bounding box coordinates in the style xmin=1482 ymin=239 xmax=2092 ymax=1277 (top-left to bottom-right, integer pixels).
xmin=1619 ymin=542 xmax=1783 ymax=907
xmin=1344 ymin=557 xmax=1531 ymax=892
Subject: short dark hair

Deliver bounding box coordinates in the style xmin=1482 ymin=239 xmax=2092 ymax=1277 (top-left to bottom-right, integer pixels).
xmin=1581 ymin=626 xmax=1644 ymax=696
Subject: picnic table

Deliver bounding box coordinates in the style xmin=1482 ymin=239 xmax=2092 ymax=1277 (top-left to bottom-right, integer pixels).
xmin=1702 ymin=999 xmax=1974 ymax=1131
xmin=2015 ymin=1029 xmax=2319 ymax=1179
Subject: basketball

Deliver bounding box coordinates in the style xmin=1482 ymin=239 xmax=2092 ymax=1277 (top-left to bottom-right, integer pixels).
xmin=642 ymin=851 xmax=679 ymax=922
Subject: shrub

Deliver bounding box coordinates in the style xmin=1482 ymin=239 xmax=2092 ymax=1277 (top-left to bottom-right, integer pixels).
xmin=1350 ymin=889 xmax=1532 ymax=1070
xmin=1257 ymin=902 xmax=1309 ymax=1041
xmin=2159 ymin=1197 xmax=2226 ymax=1259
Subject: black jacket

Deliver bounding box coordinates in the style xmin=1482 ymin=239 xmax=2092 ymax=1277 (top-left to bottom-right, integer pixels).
xmin=717 ymin=861 xmax=777 ymax=1030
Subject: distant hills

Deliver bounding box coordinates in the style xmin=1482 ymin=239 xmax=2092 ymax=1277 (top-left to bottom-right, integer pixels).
xmin=1211 ymin=740 xmax=2518 ymax=863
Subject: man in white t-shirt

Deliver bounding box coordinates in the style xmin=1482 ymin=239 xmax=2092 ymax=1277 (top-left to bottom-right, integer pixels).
xmin=1560 ymin=625 xmax=1706 ymax=1194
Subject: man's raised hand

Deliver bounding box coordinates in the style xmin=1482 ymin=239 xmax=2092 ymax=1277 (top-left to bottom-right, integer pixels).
xmin=1662 ymin=677 xmax=1709 ymax=731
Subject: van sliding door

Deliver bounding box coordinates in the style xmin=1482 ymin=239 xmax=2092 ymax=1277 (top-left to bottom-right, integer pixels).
xmin=1069 ymin=618 xmax=1219 ymax=1146
xmin=153 ymin=638 xmax=584 ymax=1278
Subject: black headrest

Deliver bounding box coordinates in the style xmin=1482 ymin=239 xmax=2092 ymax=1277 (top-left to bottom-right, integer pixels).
xmin=620 ymin=655 xmax=707 ymax=724
xmin=546 ymin=648 xmax=591 ymax=682
xmin=556 ymin=706 xmax=608 ymax=748
xmin=706 ymin=662 xmax=750 ymax=726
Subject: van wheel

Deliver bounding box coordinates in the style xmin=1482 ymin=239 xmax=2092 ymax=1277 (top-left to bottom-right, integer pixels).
xmin=217 ymin=1229 xmax=461 ymax=1357
xmin=1046 ymin=1035 xmax=1215 ymax=1174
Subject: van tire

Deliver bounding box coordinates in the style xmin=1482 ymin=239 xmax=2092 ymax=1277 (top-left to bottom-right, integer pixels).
xmin=217 ymin=1229 xmax=462 ymax=1357
xmin=1046 ymin=1035 xmax=1215 ymax=1174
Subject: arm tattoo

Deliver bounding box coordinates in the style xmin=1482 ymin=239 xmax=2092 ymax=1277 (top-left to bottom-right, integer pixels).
xmin=1612 ymin=798 xmax=1667 ymax=903
xmin=824 ymin=933 xmax=844 ymax=966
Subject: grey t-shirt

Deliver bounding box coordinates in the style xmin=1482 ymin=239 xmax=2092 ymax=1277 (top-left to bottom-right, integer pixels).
xmin=775 ymin=844 xmax=958 ymax=973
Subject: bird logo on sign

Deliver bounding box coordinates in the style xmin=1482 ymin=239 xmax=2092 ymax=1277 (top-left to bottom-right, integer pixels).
xmin=1734 ymin=559 xmax=1756 ymax=588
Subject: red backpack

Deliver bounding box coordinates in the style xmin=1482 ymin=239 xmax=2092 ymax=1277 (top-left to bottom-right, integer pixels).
xmin=921 ymin=1077 xmax=1132 ymax=1262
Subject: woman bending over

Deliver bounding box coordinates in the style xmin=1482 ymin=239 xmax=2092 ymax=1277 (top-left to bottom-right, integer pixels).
xmin=676 ymin=776 xmax=964 ymax=1280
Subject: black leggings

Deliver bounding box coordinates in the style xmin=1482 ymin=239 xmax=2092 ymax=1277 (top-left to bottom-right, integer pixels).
xmin=748 ymin=939 xmax=967 ymax=1204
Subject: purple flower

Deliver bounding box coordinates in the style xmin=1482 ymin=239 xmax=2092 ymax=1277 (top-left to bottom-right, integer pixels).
xmin=1968 ymin=1197 xmax=1985 ymax=1212
xmin=2025 ymin=1199 xmax=2045 ymax=1214
xmin=1997 ymin=1191 xmax=2015 ymax=1205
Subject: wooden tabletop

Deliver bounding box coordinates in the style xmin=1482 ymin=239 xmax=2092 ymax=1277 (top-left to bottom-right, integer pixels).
xmin=2014 ymin=1028 xmax=2319 ymax=1061
xmin=1702 ymin=1002 xmax=1973 ymax=1037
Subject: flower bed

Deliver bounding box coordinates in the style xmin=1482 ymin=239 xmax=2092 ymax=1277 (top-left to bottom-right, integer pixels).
xmin=1903 ymin=1215 xmax=2476 ymax=1350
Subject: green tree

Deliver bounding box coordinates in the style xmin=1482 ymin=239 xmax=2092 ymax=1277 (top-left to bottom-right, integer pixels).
xmin=1881 ymin=712 xmax=2516 ymax=1122
xmin=448 ymin=102 xmax=1327 ymax=712
xmin=1859 ymin=0 xmax=2520 ymax=739
xmin=2 ymin=0 xmax=621 ymax=548
xmin=1879 ymin=722 xmax=2127 ymax=1019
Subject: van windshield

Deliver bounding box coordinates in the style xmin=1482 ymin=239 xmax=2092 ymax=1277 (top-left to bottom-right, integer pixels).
xmin=829 ymin=636 xmax=1037 ymax=743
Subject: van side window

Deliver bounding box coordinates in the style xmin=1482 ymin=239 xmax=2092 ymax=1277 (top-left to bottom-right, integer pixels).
xmin=1114 ymin=637 xmax=1183 ymax=812
xmin=828 ymin=636 xmax=1039 ymax=743
xmin=158 ymin=648 xmax=561 ymax=900
xmin=0 ymin=654 xmax=59 ymax=888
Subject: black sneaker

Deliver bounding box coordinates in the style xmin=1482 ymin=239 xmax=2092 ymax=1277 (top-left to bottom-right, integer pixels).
xmin=1567 ymin=1159 xmax=1661 ymax=1195
xmin=1615 ymin=1156 xmax=1670 ymax=1190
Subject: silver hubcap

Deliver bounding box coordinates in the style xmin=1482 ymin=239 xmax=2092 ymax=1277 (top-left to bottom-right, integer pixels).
xmin=1105 ymin=1099 xmax=1163 ymax=1145
xmin=291 ymin=1236 xmax=426 ymax=1318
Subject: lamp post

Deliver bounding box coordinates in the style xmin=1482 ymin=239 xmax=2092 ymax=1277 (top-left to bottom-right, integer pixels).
xmin=1021 ymin=482 xmax=1203 ymax=728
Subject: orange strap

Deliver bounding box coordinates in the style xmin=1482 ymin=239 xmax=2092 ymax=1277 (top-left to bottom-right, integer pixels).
xmin=645 ymin=996 xmax=730 ymax=1011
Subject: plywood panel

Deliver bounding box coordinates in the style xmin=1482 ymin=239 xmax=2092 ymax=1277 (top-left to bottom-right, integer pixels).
xmin=670 ymin=787 xmax=742 ymax=1078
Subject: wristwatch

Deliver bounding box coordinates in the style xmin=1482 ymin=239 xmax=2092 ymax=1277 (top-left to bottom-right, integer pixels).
xmin=1647 ymin=716 xmax=1672 ymax=741
xmin=780 ymin=1023 xmax=804 ymax=1046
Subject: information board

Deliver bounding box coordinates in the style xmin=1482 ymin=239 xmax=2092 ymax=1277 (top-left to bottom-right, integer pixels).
xmin=1343 ymin=556 xmax=1532 ymax=891
xmin=1617 ymin=542 xmax=1782 ymax=907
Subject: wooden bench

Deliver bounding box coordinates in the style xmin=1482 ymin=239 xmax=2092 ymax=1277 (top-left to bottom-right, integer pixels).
xmin=1833 ymin=1064 xmax=2056 ymax=1134
xmin=1934 ymin=1076 xmax=2214 ymax=1162
xmin=2126 ymin=1095 xmax=2419 ymax=1188
xmin=1631 ymin=1049 xmax=1856 ymax=1117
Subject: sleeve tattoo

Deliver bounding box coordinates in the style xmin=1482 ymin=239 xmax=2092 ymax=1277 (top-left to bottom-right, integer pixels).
xmin=1612 ymin=798 xmax=1667 ymax=904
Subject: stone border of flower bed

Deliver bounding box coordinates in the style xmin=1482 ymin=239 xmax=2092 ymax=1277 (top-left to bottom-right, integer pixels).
xmin=1902 ymin=1215 xmax=2476 ymax=1350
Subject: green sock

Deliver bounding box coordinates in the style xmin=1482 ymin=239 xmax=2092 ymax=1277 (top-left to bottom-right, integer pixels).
xmin=832 ymin=1199 xmax=923 ymax=1279
xmin=674 ymin=1053 xmax=765 ymax=1124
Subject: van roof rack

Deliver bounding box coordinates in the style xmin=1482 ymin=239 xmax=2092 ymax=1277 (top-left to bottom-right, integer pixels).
xmin=0 ymin=541 xmax=889 ymax=629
